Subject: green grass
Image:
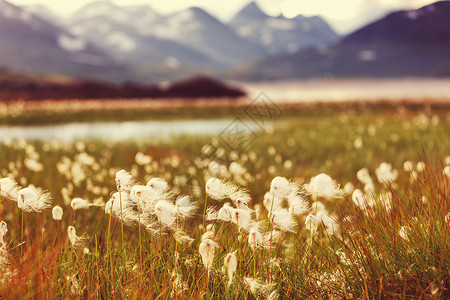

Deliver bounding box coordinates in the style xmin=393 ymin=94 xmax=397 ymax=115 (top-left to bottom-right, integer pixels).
xmin=0 ymin=102 xmax=449 ymax=298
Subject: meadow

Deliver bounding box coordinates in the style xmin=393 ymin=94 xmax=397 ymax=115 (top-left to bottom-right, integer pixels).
xmin=0 ymin=100 xmax=449 ymax=299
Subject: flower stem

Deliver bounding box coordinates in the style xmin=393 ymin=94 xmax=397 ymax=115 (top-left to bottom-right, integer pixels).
xmin=202 ymin=194 xmax=208 ymax=229
xmin=267 ymin=217 xmax=274 ymax=282
xmin=119 ymin=188 xmax=126 ymax=275
xmin=138 ymin=198 xmax=142 ymax=265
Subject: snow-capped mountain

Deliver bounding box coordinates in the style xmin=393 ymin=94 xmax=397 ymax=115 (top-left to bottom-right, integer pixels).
xmin=21 ymin=3 xmax=62 ymax=26
xmin=67 ymin=2 xmax=263 ymax=68
xmin=0 ymin=0 xmax=125 ymax=81
xmin=229 ymin=2 xmax=339 ymax=55
xmin=239 ymin=1 xmax=450 ymax=79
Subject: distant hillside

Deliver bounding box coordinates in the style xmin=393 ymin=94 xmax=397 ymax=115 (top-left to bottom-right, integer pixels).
xmin=0 ymin=75 xmax=246 ymax=101
xmin=0 ymin=0 xmax=129 ymax=82
xmin=238 ymin=1 xmax=450 ymax=79
xmin=229 ymin=2 xmax=338 ymax=55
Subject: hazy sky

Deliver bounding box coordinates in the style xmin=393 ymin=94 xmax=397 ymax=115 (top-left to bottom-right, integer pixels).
xmin=8 ymin=0 xmax=437 ymax=21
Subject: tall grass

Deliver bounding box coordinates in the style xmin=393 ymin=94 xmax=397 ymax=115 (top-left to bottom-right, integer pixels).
xmin=0 ymin=105 xmax=449 ymax=298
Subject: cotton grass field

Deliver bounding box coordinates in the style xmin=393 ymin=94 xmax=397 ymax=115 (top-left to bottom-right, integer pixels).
xmin=0 ymin=101 xmax=449 ymax=299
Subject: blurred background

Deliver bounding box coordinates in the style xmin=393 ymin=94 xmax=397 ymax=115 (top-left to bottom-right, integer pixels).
xmin=0 ymin=0 xmax=449 ymax=101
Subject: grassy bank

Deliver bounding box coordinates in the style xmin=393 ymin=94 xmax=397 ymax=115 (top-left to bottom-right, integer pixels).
xmin=0 ymin=102 xmax=449 ymax=298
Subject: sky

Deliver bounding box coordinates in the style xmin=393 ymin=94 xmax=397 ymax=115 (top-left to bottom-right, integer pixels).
xmin=8 ymin=0 xmax=438 ymax=32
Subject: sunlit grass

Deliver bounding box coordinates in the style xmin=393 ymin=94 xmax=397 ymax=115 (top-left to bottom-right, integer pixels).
xmin=0 ymin=103 xmax=449 ymax=298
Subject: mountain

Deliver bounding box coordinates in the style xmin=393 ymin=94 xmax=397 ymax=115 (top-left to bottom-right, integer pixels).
xmin=239 ymin=1 xmax=450 ymax=79
xmin=229 ymin=2 xmax=339 ymax=55
xmin=0 ymin=0 xmax=126 ymax=82
xmin=149 ymin=7 xmax=263 ymax=65
xmin=67 ymin=2 xmax=263 ymax=73
xmin=21 ymin=4 xmax=62 ymax=25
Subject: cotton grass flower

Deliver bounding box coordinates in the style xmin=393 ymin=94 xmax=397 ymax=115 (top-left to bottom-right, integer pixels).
xmin=416 ymin=161 xmax=426 ymax=172
xmin=263 ymin=192 xmax=283 ymax=212
xmin=248 ymin=224 xmax=263 ymax=252
xmin=343 ymin=182 xmax=355 ymax=195
xmin=52 ymin=206 xmax=63 ymax=221
xmin=175 ymin=195 xmax=198 ymax=219
xmin=0 ymin=221 xmax=7 ymax=247
xmin=403 ymin=161 xmax=414 ymax=172
xmin=375 ymin=162 xmax=398 ymax=184
xmin=244 ymin=277 xmax=276 ymax=298
xmin=352 ymin=189 xmax=369 ymax=210
xmin=270 ymin=209 xmax=296 ymax=232
xmin=216 ymin=203 xmax=233 ymax=222
xmin=105 ymin=192 xmax=139 ymax=226
xmin=318 ymin=213 xmax=340 ymax=235
xmin=356 ymin=168 xmax=373 ymax=186
xmin=67 ymin=226 xmax=86 ymax=249
xmin=399 ymin=226 xmax=411 ymax=241
xmin=154 ymin=200 xmax=177 ymax=229
xmin=305 ymin=213 xmax=321 ymax=232
xmin=288 ymin=192 xmax=309 ymax=216
xmin=0 ymin=178 xmax=21 ymax=202
xmin=130 ymin=184 xmax=161 ymax=213
xmin=304 ymin=173 xmax=341 ymax=199
xmin=223 ymin=252 xmax=237 ymax=287
xmin=443 ymin=166 xmax=450 ymax=178
xmin=146 ymin=178 xmax=169 ymax=194
xmin=206 ymin=177 xmax=251 ymax=204
xmin=270 ymin=176 xmax=291 ymax=199
xmin=231 ymin=208 xmax=252 ymax=231
xmin=198 ymin=238 xmax=218 ymax=273
xmin=135 ymin=152 xmax=151 ymax=165
xmin=115 ymin=169 xmax=135 ymax=192
xmin=70 ymin=197 xmax=103 ymax=210
xmin=269 ymin=177 xmax=309 ymax=216
xmin=17 ymin=187 xmax=52 ymax=213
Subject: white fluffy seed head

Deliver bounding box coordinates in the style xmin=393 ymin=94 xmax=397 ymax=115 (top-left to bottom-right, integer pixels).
xmin=18 ymin=186 xmax=52 ymax=213
xmin=304 ymin=173 xmax=341 ymax=199
xmin=231 ymin=208 xmax=252 ymax=231
xmin=416 ymin=161 xmax=426 ymax=172
xmin=270 ymin=176 xmax=291 ymax=199
xmin=106 ymin=192 xmax=130 ymax=214
xmin=318 ymin=212 xmax=339 ymax=235
xmin=352 ymin=189 xmax=368 ymax=209
xmin=0 ymin=221 xmax=7 ymax=246
xmin=270 ymin=209 xmax=296 ymax=232
xmin=248 ymin=225 xmax=263 ymax=252
xmin=175 ymin=195 xmax=198 ymax=219
xmin=217 ymin=203 xmax=234 ymax=222
xmin=244 ymin=277 xmax=276 ymax=296
xmin=206 ymin=177 xmax=226 ymax=200
xmin=224 ymin=252 xmax=237 ymax=287
xmin=71 ymin=198 xmax=90 ymax=210
xmin=52 ymin=206 xmax=63 ymax=221
xmin=443 ymin=166 xmax=450 ymax=178
xmin=199 ymin=238 xmax=217 ymax=271
xmin=356 ymin=168 xmax=373 ymax=186
xmin=403 ymin=161 xmax=414 ymax=172
xmin=399 ymin=226 xmax=411 ymax=241
xmin=305 ymin=213 xmax=321 ymax=231
xmin=229 ymin=162 xmax=246 ymax=176
xmin=67 ymin=226 xmax=85 ymax=249
xmin=375 ymin=162 xmax=398 ymax=184
xmin=115 ymin=169 xmax=134 ymax=192
xmin=147 ymin=178 xmax=169 ymax=193
xmin=288 ymin=192 xmax=310 ymax=216
xmin=263 ymin=192 xmax=283 ymax=212
xmin=343 ymin=182 xmax=355 ymax=195
xmin=154 ymin=200 xmax=177 ymax=228
xmin=0 ymin=177 xmax=20 ymax=201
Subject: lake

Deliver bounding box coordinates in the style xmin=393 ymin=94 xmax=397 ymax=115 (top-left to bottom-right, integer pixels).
xmin=0 ymin=119 xmax=260 ymax=143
